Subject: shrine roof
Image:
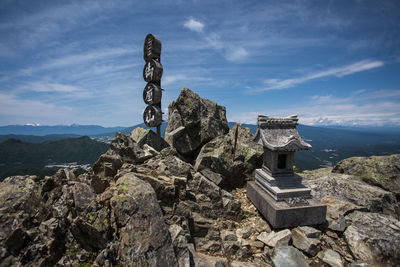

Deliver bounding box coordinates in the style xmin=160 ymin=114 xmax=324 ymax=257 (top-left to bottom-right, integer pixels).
xmin=254 ymin=115 xmax=311 ymax=151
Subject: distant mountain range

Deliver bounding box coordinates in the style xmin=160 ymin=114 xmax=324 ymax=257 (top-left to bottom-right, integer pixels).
xmin=1 ymin=122 xmax=399 ymax=172
xmin=0 ymin=124 xmax=125 ymax=136
xmin=0 ymin=136 xmax=108 ymax=180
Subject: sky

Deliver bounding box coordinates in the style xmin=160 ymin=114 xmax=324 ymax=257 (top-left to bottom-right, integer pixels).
xmin=0 ymin=0 xmax=400 ymax=127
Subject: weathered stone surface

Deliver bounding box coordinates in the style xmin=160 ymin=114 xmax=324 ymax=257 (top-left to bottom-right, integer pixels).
xmin=291 ymin=226 xmax=321 ymax=256
xmin=165 ymin=88 xmax=229 ymax=158
xmin=221 ymin=230 xmax=237 ymax=241
xmin=110 ymin=132 xmax=155 ymax=163
xmin=302 ymin=168 xmax=399 ymax=218
xmin=317 ymin=249 xmax=344 ymax=267
xmin=70 ymin=217 xmax=107 ymax=251
xmin=143 ymin=147 xmax=192 ymax=178
xmin=332 ymin=154 xmax=400 ymax=194
xmin=130 ymin=127 xmax=169 ymax=151
xmin=110 ymin=172 xmax=177 ymax=266
xmin=91 ymin=153 xmax=123 ymax=181
xmin=257 ymin=229 xmax=291 ymax=248
xmin=0 ymin=176 xmax=41 ymax=244
xmin=71 ymin=182 xmax=96 ymax=215
xmin=195 ymin=124 xmax=263 ymax=188
xmin=271 ymin=246 xmax=310 ymax=267
xmin=188 ymin=172 xmax=242 ymax=220
xmin=344 ymin=211 xmax=400 ymax=266
xmin=4 ymin=228 xmax=30 ymax=255
xmin=321 ymin=196 xmax=364 ymax=232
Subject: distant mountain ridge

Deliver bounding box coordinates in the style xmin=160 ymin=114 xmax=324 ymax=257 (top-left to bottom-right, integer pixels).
xmin=0 ymin=134 xmax=80 ymax=143
xmin=0 ymin=136 xmax=109 ymax=180
xmin=0 ymin=124 xmax=126 ymax=136
xmin=2 ymin=122 xmax=399 ymax=171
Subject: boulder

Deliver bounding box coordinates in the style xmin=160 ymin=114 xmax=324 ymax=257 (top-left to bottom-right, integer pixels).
xmin=91 ymin=153 xmax=123 ymax=181
xmin=71 ymin=182 xmax=96 ymax=215
xmin=291 ymin=226 xmax=321 ymax=256
xmin=0 ymin=176 xmax=41 ymax=243
xmin=332 ymin=154 xmax=400 ymax=194
xmin=130 ymin=127 xmax=169 ymax=151
xmin=195 ymin=124 xmax=263 ymax=188
xmin=317 ymin=249 xmax=344 ymax=267
xmin=109 ymin=132 xmax=155 ymax=163
xmin=70 ymin=217 xmax=107 ymax=251
xmin=110 ymin=172 xmax=177 ymax=266
xmin=256 ymin=229 xmax=291 ymax=248
xmin=187 ymin=172 xmax=242 ymax=220
xmin=301 ymin=168 xmax=399 ymax=218
xmin=271 ymin=246 xmax=310 ymax=267
xmin=141 ymin=147 xmax=192 ymax=178
xmin=321 ymin=196 xmax=364 ymax=232
xmin=344 ymin=211 xmax=400 ymax=266
xmin=165 ymin=88 xmax=229 ymax=158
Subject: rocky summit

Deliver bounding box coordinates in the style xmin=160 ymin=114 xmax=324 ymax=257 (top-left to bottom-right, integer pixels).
xmin=1 ymin=88 xmax=400 ymax=267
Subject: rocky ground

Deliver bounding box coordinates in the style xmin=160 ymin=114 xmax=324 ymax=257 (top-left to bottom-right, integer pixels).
xmin=0 ymin=88 xmax=399 ymax=267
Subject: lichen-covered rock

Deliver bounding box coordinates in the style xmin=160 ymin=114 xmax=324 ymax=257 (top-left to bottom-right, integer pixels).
xmin=165 ymin=88 xmax=229 ymax=158
xmin=110 ymin=172 xmax=177 ymax=266
xmin=142 ymin=147 xmax=192 ymax=178
xmin=0 ymin=176 xmax=40 ymax=249
xmin=344 ymin=211 xmax=400 ymax=266
xmin=195 ymin=124 xmax=263 ymax=188
xmin=332 ymin=154 xmax=400 ymax=194
xmin=187 ymin=172 xmax=242 ymax=220
xmin=90 ymin=132 xmax=159 ymax=193
xmin=130 ymin=127 xmax=169 ymax=152
xmin=302 ymin=168 xmax=399 ymax=218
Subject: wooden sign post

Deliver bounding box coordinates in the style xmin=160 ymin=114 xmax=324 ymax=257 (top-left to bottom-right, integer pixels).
xmin=142 ymin=34 xmax=163 ymax=137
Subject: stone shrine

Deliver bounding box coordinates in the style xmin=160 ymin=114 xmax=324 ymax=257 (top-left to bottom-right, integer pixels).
xmin=247 ymin=115 xmax=326 ymax=228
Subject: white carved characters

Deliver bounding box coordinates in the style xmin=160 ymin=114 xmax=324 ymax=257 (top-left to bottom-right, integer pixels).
xmin=144 ymin=61 xmax=154 ymax=81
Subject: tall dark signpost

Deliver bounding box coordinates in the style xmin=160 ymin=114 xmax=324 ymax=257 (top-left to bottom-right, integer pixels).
xmin=143 ymin=34 xmax=163 ymax=137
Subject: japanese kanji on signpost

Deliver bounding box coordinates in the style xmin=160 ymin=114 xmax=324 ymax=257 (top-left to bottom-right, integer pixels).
xmin=142 ymin=34 xmax=163 ymax=135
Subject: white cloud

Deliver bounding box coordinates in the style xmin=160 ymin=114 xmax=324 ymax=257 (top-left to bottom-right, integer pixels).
xmin=229 ymin=90 xmax=400 ymax=127
xmin=225 ymin=47 xmax=249 ymax=62
xmin=253 ymin=60 xmax=385 ymax=92
xmin=22 ymin=82 xmax=82 ymax=93
xmin=0 ymin=93 xmax=75 ymax=122
xmin=21 ymin=47 xmax=135 ymax=75
xmin=163 ymin=74 xmax=188 ymax=85
xmin=183 ymin=17 xmax=205 ymax=32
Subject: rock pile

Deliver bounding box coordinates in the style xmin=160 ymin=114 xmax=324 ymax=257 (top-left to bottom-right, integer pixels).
xmin=0 ymin=88 xmax=399 ymax=266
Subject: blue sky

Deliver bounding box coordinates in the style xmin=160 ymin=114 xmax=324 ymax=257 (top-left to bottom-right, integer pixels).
xmin=0 ymin=0 xmax=399 ymax=127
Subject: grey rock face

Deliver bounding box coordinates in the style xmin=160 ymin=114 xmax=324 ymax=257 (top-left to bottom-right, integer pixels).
xmin=195 ymin=124 xmax=263 ymax=188
xmin=130 ymin=127 xmax=169 ymax=152
xmin=110 ymin=173 xmax=177 ymax=266
xmin=291 ymin=226 xmax=321 ymax=256
xmin=332 ymin=154 xmax=400 ymax=194
xmin=165 ymin=88 xmax=229 ymax=158
xmin=321 ymin=196 xmax=363 ymax=232
xmin=344 ymin=211 xmax=400 ymax=266
xmin=302 ymin=168 xmax=399 ymax=218
xmin=257 ymin=229 xmax=292 ymax=248
xmin=317 ymin=249 xmax=344 ymax=267
xmin=271 ymin=246 xmax=310 ymax=267
xmin=110 ymin=132 xmax=155 ymax=163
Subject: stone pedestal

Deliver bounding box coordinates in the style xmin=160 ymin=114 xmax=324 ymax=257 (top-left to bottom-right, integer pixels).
xmin=247 ymin=181 xmax=326 ymax=229
xmin=255 ymin=168 xmax=311 ymax=201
